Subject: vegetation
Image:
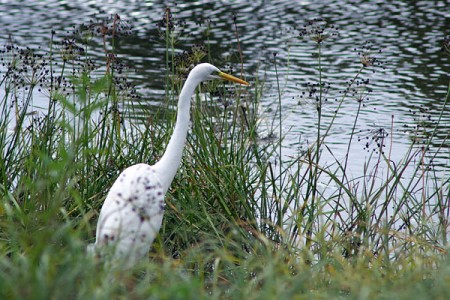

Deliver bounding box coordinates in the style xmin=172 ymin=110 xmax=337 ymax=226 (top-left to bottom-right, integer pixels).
xmin=0 ymin=11 xmax=449 ymax=299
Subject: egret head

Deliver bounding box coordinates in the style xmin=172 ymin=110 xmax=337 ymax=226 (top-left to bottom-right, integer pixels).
xmin=189 ymin=63 xmax=249 ymax=85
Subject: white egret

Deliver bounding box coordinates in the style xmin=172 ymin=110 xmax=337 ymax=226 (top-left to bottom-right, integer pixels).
xmin=88 ymin=63 xmax=249 ymax=269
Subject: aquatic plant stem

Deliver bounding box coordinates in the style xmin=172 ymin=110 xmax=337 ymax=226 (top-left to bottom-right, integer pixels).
xmin=306 ymin=42 xmax=323 ymax=248
xmin=273 ymin=53 xmax=283 ymax=230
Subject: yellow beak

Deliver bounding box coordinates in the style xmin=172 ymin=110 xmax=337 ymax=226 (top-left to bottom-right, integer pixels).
xmin=218 ymin=71 xmax=249 ymax=86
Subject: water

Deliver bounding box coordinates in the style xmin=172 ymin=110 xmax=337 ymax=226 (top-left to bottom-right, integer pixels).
xmin=1 ymin=0 xmax=449 ymax=180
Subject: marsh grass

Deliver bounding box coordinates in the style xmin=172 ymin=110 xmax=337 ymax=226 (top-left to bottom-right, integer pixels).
xmin=0 ymin=12 xmax=450 ymax=299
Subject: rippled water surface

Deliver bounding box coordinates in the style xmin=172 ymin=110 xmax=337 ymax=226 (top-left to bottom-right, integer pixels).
xmin=1 ymin=0 xmax=449 ymax=177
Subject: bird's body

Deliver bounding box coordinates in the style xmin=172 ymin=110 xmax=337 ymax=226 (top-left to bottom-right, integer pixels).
xmin=89 ymin=163 xmax=164 ymax=268
xmin=88 ymin=63 xmax=248 ymax=268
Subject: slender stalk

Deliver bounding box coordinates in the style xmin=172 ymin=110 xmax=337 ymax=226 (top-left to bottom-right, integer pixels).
xmin=306 ymin=42 xmax=323 ymax=248
xmin=272 ymin=53 xmax=284 ymax=232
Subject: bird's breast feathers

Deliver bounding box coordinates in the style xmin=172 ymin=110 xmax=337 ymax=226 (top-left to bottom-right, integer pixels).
xmin=95 ymin=163 xmax=165 ymax=248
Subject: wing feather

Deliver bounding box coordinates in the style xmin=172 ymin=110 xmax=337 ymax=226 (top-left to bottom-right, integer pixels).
xmin=92 ymin=163 xmax=165 ymax=268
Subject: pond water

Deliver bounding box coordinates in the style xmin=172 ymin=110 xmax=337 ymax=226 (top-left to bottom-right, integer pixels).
xmin=1 ymin=0 xmax=449 ymax=182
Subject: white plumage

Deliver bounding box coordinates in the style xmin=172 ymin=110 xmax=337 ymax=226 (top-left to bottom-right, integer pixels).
xmin=88 ymin=63 xmax=248 ymax=269
xmin=88 ymin=164 xmax=164 ymax=268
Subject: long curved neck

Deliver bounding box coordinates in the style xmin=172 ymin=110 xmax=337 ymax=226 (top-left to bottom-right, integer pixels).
xmin=153 ymin=76 xmax=200 ymax=193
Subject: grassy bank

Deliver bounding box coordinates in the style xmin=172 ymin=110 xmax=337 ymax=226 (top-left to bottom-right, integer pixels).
xmin=0 ymin=13 xmax=449 ymax=299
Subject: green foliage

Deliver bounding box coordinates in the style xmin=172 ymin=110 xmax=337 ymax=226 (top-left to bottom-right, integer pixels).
xmin=0 ymin=12 xmax=449 ymax=299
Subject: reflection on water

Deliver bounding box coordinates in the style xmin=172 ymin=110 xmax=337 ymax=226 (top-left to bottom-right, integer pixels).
xmin=0 ymin=0 xmax=449 ymax=176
